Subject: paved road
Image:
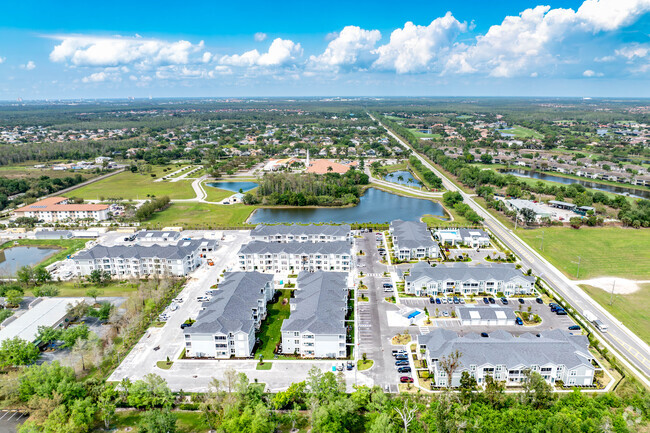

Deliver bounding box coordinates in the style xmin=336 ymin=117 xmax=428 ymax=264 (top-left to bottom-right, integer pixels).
xmin=370 ymin=113 xmax=650 ymax=385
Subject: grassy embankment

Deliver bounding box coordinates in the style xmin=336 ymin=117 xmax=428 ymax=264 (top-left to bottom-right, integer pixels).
xmin=581 ymin=283 xmax=650 ymax=345
xmin=0 ymin=238 xmax=89 ymax=269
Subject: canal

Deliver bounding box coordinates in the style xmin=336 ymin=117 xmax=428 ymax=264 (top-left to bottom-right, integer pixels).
xmin=247 ymin=187 xmax=446 ymax=224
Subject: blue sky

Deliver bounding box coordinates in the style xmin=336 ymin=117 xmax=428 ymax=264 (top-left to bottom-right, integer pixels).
xmin=1 ymin=0 xmax=650 ymax=99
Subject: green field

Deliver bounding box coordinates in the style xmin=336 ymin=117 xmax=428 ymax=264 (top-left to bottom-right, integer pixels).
xmin=407 ymin=128 xmax=442 ymax=139
xmin=31 ymin=280 xmax=141 ymax=297
xmin=515 ymin=227 xmax=650 ymax=280
xmin=499 ymin=125 xmax=544 ymax=139
xmin=581 ymin=284 xmax=650 ymax=345
xmin=69 ymin=166 xmax=196 ymax=200
xmin=144 ymin=202 xmax=257 ymax=228
xmin=112 ymin=410 xmax=206 ymax=433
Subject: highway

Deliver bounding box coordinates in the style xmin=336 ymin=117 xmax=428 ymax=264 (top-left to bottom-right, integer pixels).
xmin=369 ymin=113 xmax=650 ymax=386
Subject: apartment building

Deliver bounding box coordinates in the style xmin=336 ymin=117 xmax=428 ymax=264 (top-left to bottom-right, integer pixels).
xmin=389 ymin=219 xmax=440 ymax=261
xmin=14 ymin=197 xmax=109 ymax=222
xmin=184 ymin=272 xmax=275 ymax=358
xmin=405 ymin=262 xmax=535 ymax=297
xmin=237 ymin=241 xmax=351 ymax=272
xmin=73 ymin=238 xmax=217 ymax=277
xmin=250 ymin=223 xmax=352 ymax=243
xmin=281 ymin=271 xmax=349 ymax=358
xmin=418 ymin=329 xmax=595 ymax=387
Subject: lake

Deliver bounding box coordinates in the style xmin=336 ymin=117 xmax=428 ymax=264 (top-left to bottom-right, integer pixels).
xmin=384 ymin=170 xmax=421 ymax=186
xmin=0 ymin=246 xmax=59 ymax=276
xmin=206 ymin=181 xmax=258 ymax=193
xmin=500 ymin=169 xmax=650 ymax=199
xmin=248 ymin=187 xmax=446 ymax=224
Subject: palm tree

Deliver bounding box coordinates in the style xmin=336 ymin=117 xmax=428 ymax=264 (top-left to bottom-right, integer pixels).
xmin=397 ymin=175 xmax=404 ymax=183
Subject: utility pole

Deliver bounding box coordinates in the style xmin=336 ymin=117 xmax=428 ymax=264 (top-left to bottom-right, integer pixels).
xmin=609 ymin=279 xmax=616 ymax=306
xmin=572 ymin=256 xmax=582 ymax=279
xmin=537 ymin=230 xmax=545 ymax=251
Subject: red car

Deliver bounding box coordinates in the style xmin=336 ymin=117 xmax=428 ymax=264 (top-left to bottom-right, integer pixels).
xmin=400 ymin=376 xmax=414 ymax=383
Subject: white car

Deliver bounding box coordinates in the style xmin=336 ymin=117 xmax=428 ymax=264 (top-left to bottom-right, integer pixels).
xmin=169 ymin=304 xmax=179 ymax=311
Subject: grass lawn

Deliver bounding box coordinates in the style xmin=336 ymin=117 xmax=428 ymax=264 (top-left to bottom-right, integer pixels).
xmin=69 ymin=165 xmax=196 ymax=200
xmin=144 ymin=202 xmax=257 ymax=228
xmin=202 ymin=182 xmax=235 ymax=202
xmin=0 ymin=238 xmax=89 ymax=269
xmin=501 ymin=125 xmax=544 ymax=139
xmin=357 ymin=359 xmax=374 ymax=371
xmin=254 ymin=289 xmax=292 ymax=360
xmin=515 ymin=227 xmax=650 ymax=280
xmin=0 ymin=164 xmax=98 ymax=181
xmin=156 ymin=360 xmax=173 ymax=370
xmin=383 ymin=162 xmax=408 ymax=173
xmin=256 ymin=362 xmax=273 ymax=370
xmin=36 ymin=280 xmax=141 ymax=297
xmin=407 ymin=128 xmax=442 ymax=139
xmin=112 ymin=410 xmax=206 ymax=433
xmin=581 ymin=284 xmax=650 ymax=345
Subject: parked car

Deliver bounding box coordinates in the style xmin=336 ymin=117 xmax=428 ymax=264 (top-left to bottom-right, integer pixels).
xmin=453 ymin=297 xmax=460 ymax=304
xmin=400 ymin=376 xmax=414 ymax=383
xmin=397 ymin=366 xmax=411 ymax=373
xmin=501 ymin=297 xmax=509 ymax=305
xmin=459 ymin=298 xmax=465 ymax=304
xmin=392 ymin=349 xmax=407 ymax=356
xmin=383 ymin=283 xmax=393 ymax=289
xmin=180 ymin=323 xmax=192 ymax=329
xmin=429 ymin=297 xmax=435 ymax=304
xmin=435 ymin=298 xmax=441 ymax=304
xmin=346 ymin=362 xmax=354 ymax=370
xmin=395 ymin=360 xmax=409 ymax=366
xmin=556 ymin=310 xmax=568 ymax=316
xmin=483 ymin=297 xmax=489 ymax=304
xmin=395 ymin=354 xmax=408 ymax=360
xmin=536 ymin=298 xmax=544 ymax=304
xmin=568 ymin=325 xmax=581 ymax=330
xmin=442 ymin=311 xmax=450 ymax=317
xmin=441 ymin=298 xmax=448 ymax=304
xmin=488 ymin=298 xmax=496 ymax=304
xmin=518 ymin=298 xmax=525 ymax=304
xmin=515 ymin=317 xmax=523 ymax=325
xmin=480 ymin=332 xmax=489 ymax=338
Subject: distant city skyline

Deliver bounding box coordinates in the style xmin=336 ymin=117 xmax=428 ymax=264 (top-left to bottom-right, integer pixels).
xmin=1 ymin=0 xmax=650 ymax=99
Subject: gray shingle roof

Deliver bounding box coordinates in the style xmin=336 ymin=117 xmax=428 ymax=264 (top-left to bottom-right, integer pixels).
xmin=187 ymin=272 xmax=273 ymax=335
xmin=419 ymin=329 xmax=592 ymax=370
xmin=406 ymin=261 xmax=535 ymax=285
xmin=281 ymin=271 xmax=348 ymax=335
xmin=75 ymin=238 xmax=216 ymax=261
xmin=390 ymin=219 xmax=438 ymax=251
xmin=238 ymin=241 xmax=351 ymax=255
xmin=252 ymin=224 xmax=351 ymax=238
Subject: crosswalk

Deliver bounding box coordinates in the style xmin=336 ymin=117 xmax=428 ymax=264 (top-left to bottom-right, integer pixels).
xmin=359 ymin=272 xmax=384 ymax=277
xmin=357 ymin=304 xmax=374 ymax=350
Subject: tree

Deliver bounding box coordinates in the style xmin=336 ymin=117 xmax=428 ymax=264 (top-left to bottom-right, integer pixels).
xmin=5 ymin=289 xmax=24 ymax=307
xmin=393 ymin=399 xmax=417 ymax=433
xmin=88 ymin=269 xmax=111 ymax=286
xmin=139 ymin=409 xmax=177 ymax=433
xmin=480 ymin=153 xmax=493 ymax=164
xmin=36 ymin=325 xmax=62 ymax=344
xmin=439 ymin=349 xmax=462 ymax=388
xmin=16 ymin=266 xmax=35 ymax=286
xmin=97 ymin=394 xmax=116 ymax=429
xmin=442 ymin=191 xmax=463 ymax=207
xmin=483 ymin=375 xmax=506 ymax=408
xmin=32 ymin=285 xmax=59 ymax=297
xmin=34 ymin=267 xmax=51 ymax=285
xmin=459 ymin=371 xmax=478 ymax=403
xmin=0 ymin=337 xmax=40 ymax=368
xmin=522 ymin=370 xmax=555 ymax=409
xmin=519 ymin=207 xmax=537 ymax=225
xmin=86 ymin=287 xmax=103 ymax=303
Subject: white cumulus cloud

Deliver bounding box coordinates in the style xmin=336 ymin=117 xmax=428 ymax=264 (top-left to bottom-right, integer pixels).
xmin=254 ymin=32 xmax=267 ymax=42
xmin=21 ymin=60 xmax=36 ymax=70
xmin=219 ymin=38 xmax=302 ymax=67
xmin=81 ymin=71 xmax=121 ymax=83
xmin=50 ymin=35 xmax=206 ymax=68
xmin=0 ymin=57 xmax=5 ymax=64
xmin=372 ymin=12 xmax=467 ymax=73
xmin=309 ymin=26 xmax=381 ymax=71
xmin=583 ymin=69 xmax=603 ymax=76
xmin=615 ymin=43 xmax=650 ymax=60
xmin=575 ymin=0 xmax=650 ymax=32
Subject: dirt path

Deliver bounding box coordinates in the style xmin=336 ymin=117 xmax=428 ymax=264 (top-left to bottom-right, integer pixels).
xmin=577 ymin=277 xmax=650 ymax=294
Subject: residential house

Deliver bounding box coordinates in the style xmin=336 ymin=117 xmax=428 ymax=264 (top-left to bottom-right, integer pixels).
xmin=281 ymin=271 xmax=349 ymax=358
xmin=404 ymin=262 xmax=535 ymax=297
xmin=184 ymin=272 xmax=274 ymax=358
xmin=418 ymin=329 xmax=595 ymax=387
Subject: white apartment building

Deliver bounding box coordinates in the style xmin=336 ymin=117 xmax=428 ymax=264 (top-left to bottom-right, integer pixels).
xmin=250 ymin=224 xmax=352 ymax=243
xmin=73 ymin=239 xmax=217 ymax=277
xmin=14 ymin=197 xmax=109 ymax=222
xmin=281 ymin=271 xmax=349 ymax=358
xmin=418 ymin=329 xmax=595 ymax=388
xmin=405 ymin=262 xmax=536 ymax=297
xmin=389 ymin=220 xmax=440 ymax=261
xmin=237 ymin=241 xmax=351 ymax=273
xmin=184 ymin=272 xmax=274 ymax=358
